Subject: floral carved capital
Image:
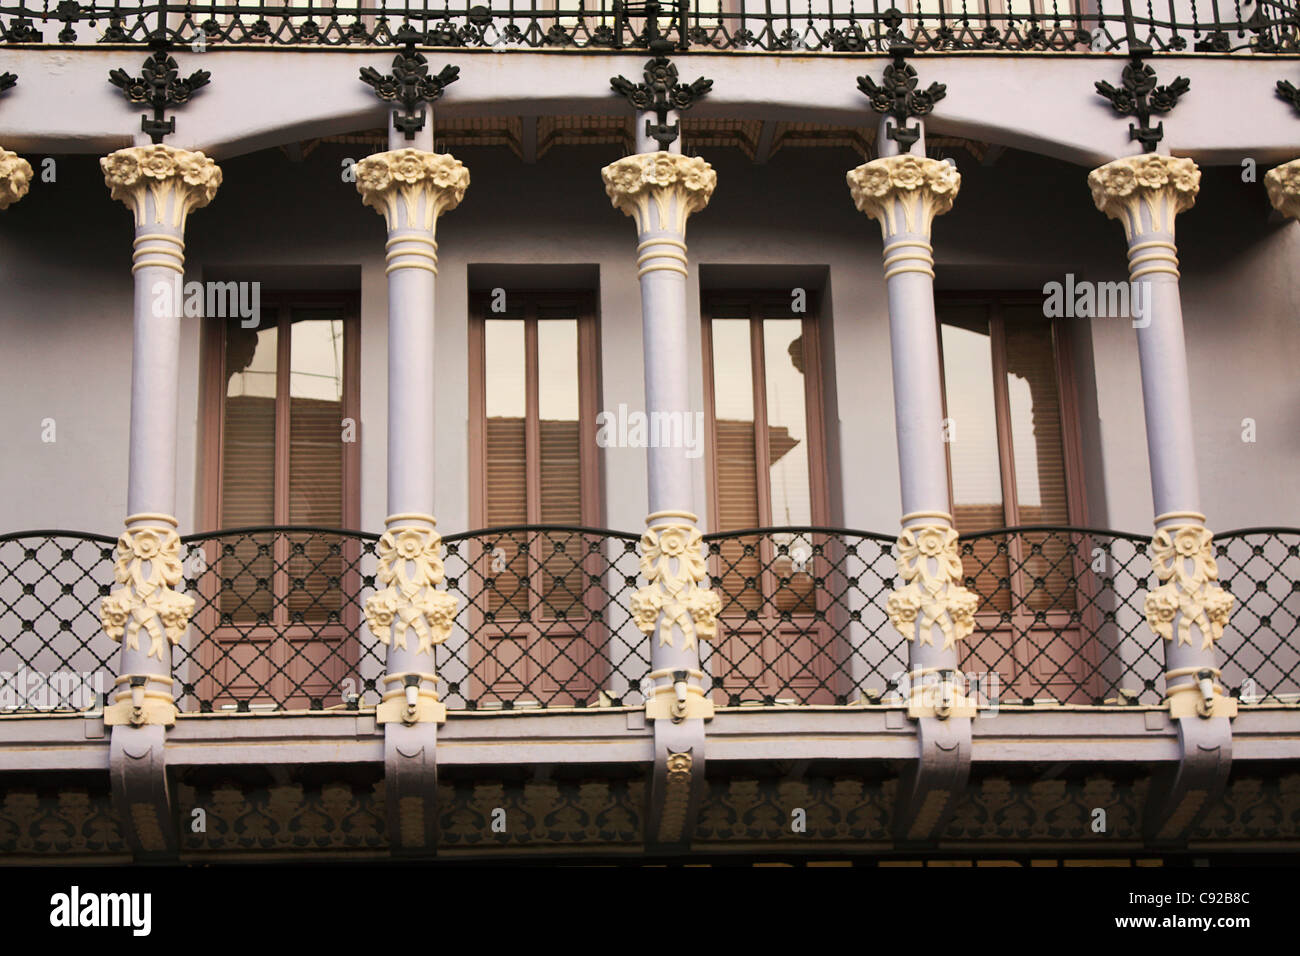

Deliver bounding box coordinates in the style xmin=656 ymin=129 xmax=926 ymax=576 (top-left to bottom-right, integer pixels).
xmin=1088 ymin=154 xmax=1199 ymax=239
xmin=886 ymin=523 xmax=979 ymax=651
xmin=601 ymin=152 xmax=716 ymax=236
xmin=98 ymin=521 xmax=194 ymax=661
xmin=1144 ymin=523 xmax=1234 ymax=650
xmin=846 ymin=154 xmax=960 ymax=239
xmin=0 ymin=149 xmax=32 ymax=210
xmin=355 ymin=149 xmax=468 ymax=233
xmin=364 ymin=523 xmax=458 ymax=656
xmin=1265 ymin=159 xmax=1300 ymax=221
xmin=631 ymin=521 xmax=720 ymax=652
xmin=100 ymin=144 xmax=221 ymax=229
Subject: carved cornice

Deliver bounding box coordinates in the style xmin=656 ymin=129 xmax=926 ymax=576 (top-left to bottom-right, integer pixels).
xmin=1265 ymin=159 xmax=1300 ymax=220
xmin=601 ymin=151 xmax=716 ymax=237
xmin=0 ymin=149 xmax=32 ymax=210
xmin=98 ymin=516 xmax=194 ymax=664
xmin=1144 ymin=519 xmax=1234 ymax=651
xmin=355 ymin=149 xmax=469 ymax=239
xmin=100 ymin=145 xmax=221 ymax=232
xmin=886 ymin=519 xmax=978 ymax=651
xmin=846 ymin=154 xmax=960 ymax=243
xmin=631 ymin=513 xmax=721 ymax=654
xmin=1087 ymin=154 xmax=1199 ymax=243
xmin=364 ymin=519 xmax=458 ymax=657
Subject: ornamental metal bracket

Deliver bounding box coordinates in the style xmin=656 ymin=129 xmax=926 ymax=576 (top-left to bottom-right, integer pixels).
xmin=108 ymin=44 xmax=211 ymax=145
xmin=611 ymin=55 xmax=712 ymax=151
xmin=1094 ymin=46 xmax=1190 ymax=153
xmin=1278 ymin=78 xmax=1300 ymax=114
xmin=856 ymin=43 xmax=946 ymax=154
xmin=0 ymin=71 xmax=15 ymax=95
xmin=359 ymin=26 xmax=460 ymax=141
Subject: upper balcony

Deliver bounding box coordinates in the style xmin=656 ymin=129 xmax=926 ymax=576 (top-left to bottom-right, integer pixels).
xmin=1 ymin=0 xmax=1297 ymax=53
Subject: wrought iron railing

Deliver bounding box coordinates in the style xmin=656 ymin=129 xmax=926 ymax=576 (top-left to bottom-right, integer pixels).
xmin=0 ymin=0 xmax=1296 ymax=52
xmin=1 ymin=524 xmax=1297 ymax=713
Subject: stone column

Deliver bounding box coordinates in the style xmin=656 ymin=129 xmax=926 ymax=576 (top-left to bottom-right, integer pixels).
xmin=1266 ymin=159 xmax=1300 ymax=220
xmin=847 ymin=153 xmax=978 ymax=719
xmin=1088 ymin=154 xmax=1235 ymax=720
xmin=0 ymin=149 xmax=32 ymax=210
xmin=602 ymin=151 xmax=719 ymax=848
xmin=97 ymin=144 xmax=221 ymax=727
xmin=356 ymin=146 xmax=468 ymax=728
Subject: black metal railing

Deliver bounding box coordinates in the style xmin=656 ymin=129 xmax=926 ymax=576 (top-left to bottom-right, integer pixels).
xmin=1 ymin=524 xmax=1297 ymax=713
xmin=0 ymin=0 xmax=1296 ymax=52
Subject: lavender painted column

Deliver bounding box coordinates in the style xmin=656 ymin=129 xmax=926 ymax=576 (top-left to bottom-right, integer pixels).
xmin=847 ymin=144 xmax=979 ymax=719
xmin=1089 ymin=154 xmax=1235 ymax=720
xmin=97 ymin=144 xmax=221 ymax=728
xmin=602 ymin=149 xmax=718 ymax=847
xmin=356 ymin=122 xmax=468 ymax=728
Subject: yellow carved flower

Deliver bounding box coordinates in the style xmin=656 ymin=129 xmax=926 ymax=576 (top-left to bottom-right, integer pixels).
xmin=392 ymin=150 xmax=426 ymax=184
xmin=630 ymin=586 xmax=663 ymax=634
xmin=1203 ymin=587 xmax=1234 ymax=632
xmin=851 ymin=164 xmax=891 ymax=199
xmin=1170 ymin=158 xmax=1200 ymax=193
xmin=658 ymin=527 xmax=689 ymax=558
xmin=681 ymin=158 xmax=715 ymax=193
xmin=365 ymin=589 xmax=397 ymax=632
xmin=925 ymin=162 xmax=958 ymax=195
xmin=1134 ymin=156 xmax=1170 ymax=189
xmin=949 ymin=589 xmax=980 ymax=632
xmin=605 ymin=159 xmax=643 ymax=194
xmin=685 ymin=588 xmax=722 ymax=639
xmin=140 ymin=146 xmax=178 ymax=180
xmin=394 ymin=531 xmax=424 ymax=560
xmin=356 ymin=158 xmax=392 ymax=193
xmin=890 ymin=157 xmax=926 ymax=190
xmin=101 ymin=150 xmax=141 ymax=188
xmin=1172 ymin=526 xmax=1206 ymax=558
xmin=1100 ymin=163 xmax=1137 ymax=197
xmin=1144 ymin=585 xmax=1179 ymax=640
xmin=645 ymin=154 xmax=678 ymax=187
xmin=915 ymin=527 xmax=948 ymax=558
xmin=99 ymin=590 xmax=131 ymax=641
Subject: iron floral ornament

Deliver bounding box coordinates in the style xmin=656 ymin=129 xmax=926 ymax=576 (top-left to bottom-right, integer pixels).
xmin=364 ymin=525 xmax=458 ymax=655
xmin=856 ymin=47 xmax=947 ymax=153
xmin=631 ymin=523 xmax=721 ymax=651
xmin=1094 ymin=53 xmax=1189 ymax=152
xmin=1144 ymin=523 xmax=1234 ymax=650
xmin=610 ymin=56 xmax=712 ymax=150
xmin=886 ymin=524 xmax=979 ymax=651
xmin=359 ymin=27 xmax=460 ymax=140
xmin=98 ymin=523 xmax=195 ymax=662
xmin=108 ymin=48 xmax=211 ymax=144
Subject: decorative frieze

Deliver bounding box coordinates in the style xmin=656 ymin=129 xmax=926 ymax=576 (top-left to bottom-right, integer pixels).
xmin=100 ymin=144 xmax=221 ymax=232
xmin=886 ymin=517 xmax=979 ymax=652
xmin=1087 ymin=153 xmax=1200 ymax=245
xmin=364 ymin=517 xmax=458 ymax=657
xmin=601 ymin=151 xmax=716 ymax=237
xmin=355 ymin=148 xmax=469 ymax=238
xmin=1266 ymin=159 xmax=1300 ymax=220
xmin=0 ymin=149 xmax=32 ymax=210
xmin=1144 ymin=516 xmax=1234 ymax=651
xmin=846 ymin=154 xmax=961 ymax=241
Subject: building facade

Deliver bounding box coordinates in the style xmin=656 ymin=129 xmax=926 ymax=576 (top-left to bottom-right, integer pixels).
xmin=0 ymin=0 xmax=1298 ymax=862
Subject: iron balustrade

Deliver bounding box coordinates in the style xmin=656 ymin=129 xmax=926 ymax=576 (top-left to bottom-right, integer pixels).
xmin=0 ymin=524 xmax=1296 ymax=713
xmin=0 ymin=0 xmax=1296 ymax=52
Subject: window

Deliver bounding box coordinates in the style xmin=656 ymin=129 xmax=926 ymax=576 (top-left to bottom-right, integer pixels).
xmin=468 ymin=291 xmax=602 ymax=704
xmin=702 ymin=292 xmax=837 ymax=702
xmin=937 ymin=295 xmax=1090 ymax=699
xmin=198 ymin=294 xmax=360 ymax=708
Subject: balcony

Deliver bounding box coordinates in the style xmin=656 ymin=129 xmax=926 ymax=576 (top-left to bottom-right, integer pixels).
xmin=0 ymin=0 xmax=1297 ymax=53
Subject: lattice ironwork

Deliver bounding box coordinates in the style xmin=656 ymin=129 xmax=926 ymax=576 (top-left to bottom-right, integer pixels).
xmin=0 ymin=0 xmax=1296 ymax=52
xmin=1 ymin=525 xmax=1297 ymax=714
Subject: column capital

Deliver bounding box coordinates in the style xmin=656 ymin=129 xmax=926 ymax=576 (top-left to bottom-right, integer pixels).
xmin=846 ymin=154 xmax=960 ymax=240
xmin=0 ymin=149 xmax=32 ymax=210
xmin=601 ymin=151 xmax=716 ymax=236
xmin=101 ymin=144 xmax=221 ymax=230
xmin=1088 ymin=153 xmax=1200 ymax=241
xmin=1265 ymin=159 xmax=1300 ymax=220
xmin=355 ymin=148 xmax=468 ymax=234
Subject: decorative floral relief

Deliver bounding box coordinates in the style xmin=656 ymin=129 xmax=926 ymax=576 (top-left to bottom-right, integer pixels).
xmin=630 ymin=523 xmax=721 ymax=651
xmin=1265 ymin=159 xmax=1300 ymax=220
xmin=98 ymin=524 xmax=194 ymax=661
xmin=601 ymin=152 xmax=716 ymax=233
xmin=355 ymin=148 xmax=468 ymax=231
xmin=846 ymin=154 xmax=961 ymax=237
xmin=886 ymin=524 xmax=979 ymax=650
xmin=1143 ymin=523 xmax=1234 ymax=649
xmin=1088 ymin=154 xmax=1199 ymax=235
xmin=0 ymin=149 xmax=32 ymax=210
xmin=364 ymin=525 xmax=458 ymax=655
xmin=100 ymin=145 xmax=221 ymax=227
